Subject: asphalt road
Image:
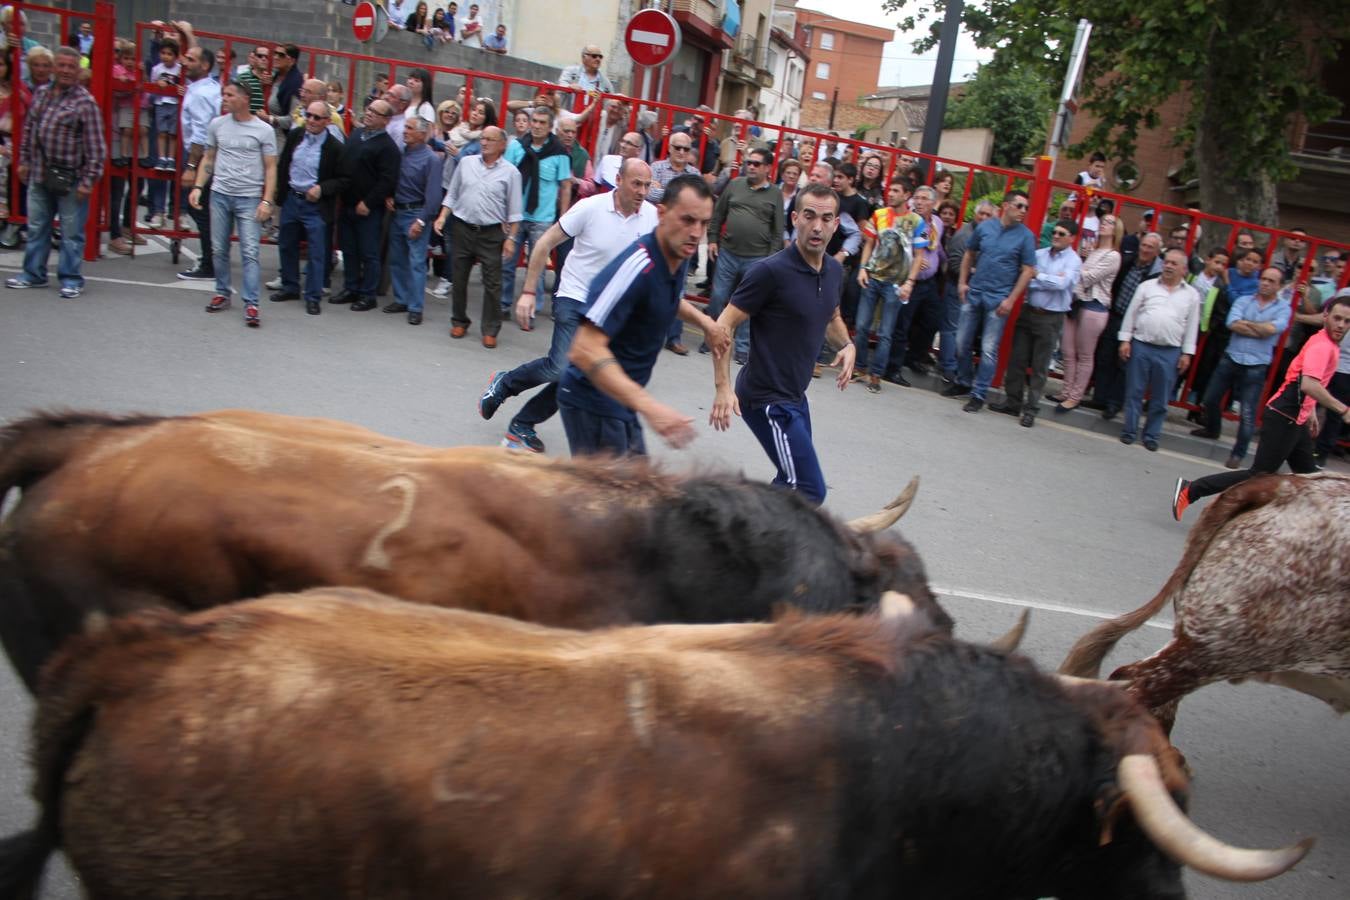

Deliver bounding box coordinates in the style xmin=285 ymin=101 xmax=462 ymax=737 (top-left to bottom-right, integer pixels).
xmin=1 ymin=238 xmax=1346 ymax=898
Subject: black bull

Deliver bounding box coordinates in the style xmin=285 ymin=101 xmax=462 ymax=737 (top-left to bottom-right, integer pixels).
xmin=0 ymin=409 xmax=945 ymax=688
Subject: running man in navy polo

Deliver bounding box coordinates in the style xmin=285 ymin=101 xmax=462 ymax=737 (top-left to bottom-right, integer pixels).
xmin=709 ymin=183 xmax=856 ymax=506
xmin=559 ymin=175 xmax=729 ymax=456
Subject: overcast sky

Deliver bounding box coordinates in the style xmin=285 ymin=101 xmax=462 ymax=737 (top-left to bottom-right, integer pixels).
xmin=791 ymin=0 xmax=993 ymax=87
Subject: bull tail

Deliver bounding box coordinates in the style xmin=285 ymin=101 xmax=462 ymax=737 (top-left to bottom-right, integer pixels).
xmin=0 ymin=705 xmax=94 ymax=900
xmin=0 ymin=410 xmax=173 ymax=506
xmin=1058 ymin=475 xmax=1287 ymax=678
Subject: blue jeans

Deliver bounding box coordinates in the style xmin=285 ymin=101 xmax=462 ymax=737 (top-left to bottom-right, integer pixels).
xmin=560 ymin=405 xmax=647 ymax=457
xmin=506 ymin=297 xmax=583 ymax=429
xmin=853 ymin=278 xmax=901 ymax=376
xmin=741 ymin=398 xmax=826 ymax=506
xmin=278 ymin=193 xmax=328 ymax=302
xmin=501 ymin=219 xmax=550 ymax=311
xmin=22 ymin=184 xmax=89 ymax=289
xmin=955 ymin=291 xmax=1010 ymax=400
xmin=708 ymin=247 xmax=758 ymax=357
xmin=210 ymin=192 xmax=262 ymax=302
xmin=388 ymin=209 xmax=432 ymax=312
xmin=339 ymin=205 xmax=383 ymax=298
xmin=938 ymin=278 xmax=962 ymax=373
xmin=1122 ymin=340 xmax=1182 ymax=443
xmin=1202 ymin=354 xmax=1268 ymax=459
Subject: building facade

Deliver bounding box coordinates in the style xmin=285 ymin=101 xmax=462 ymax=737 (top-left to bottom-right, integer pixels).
xmin=792 ymin=4 xmax=890 ymax=131
xmin=758 ymin=8 xmax=808 ymax=133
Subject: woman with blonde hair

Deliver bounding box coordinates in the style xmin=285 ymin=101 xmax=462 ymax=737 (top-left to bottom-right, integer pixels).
xmin=1054 ymin=213 xmax=1124 ymax=412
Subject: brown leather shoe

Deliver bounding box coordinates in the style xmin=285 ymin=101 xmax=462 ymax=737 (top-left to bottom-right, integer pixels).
xmin=665 ymin=341 xmax=689 ymax=356
xmin=450 ymin=324 xmax=468 ymax=339
xmin=482 ymin=334 xmax=498 ymax=349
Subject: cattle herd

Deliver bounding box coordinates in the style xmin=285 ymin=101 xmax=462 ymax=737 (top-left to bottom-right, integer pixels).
xmin=0 ymin=408 xmax=1340 ymax=898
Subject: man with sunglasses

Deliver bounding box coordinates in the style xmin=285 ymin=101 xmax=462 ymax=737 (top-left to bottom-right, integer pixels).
xmin=941 ymin=189 xmax=1037 ymax=412
xmin=559 ymin=45 xmax=614 ymax=95
xmin=706 ymin=148 xmax=785 ymax=363
xmin=271 ymin=101 xmax=345 ymax=317
xmin=236 ymin=47 xmax=268 ymax=114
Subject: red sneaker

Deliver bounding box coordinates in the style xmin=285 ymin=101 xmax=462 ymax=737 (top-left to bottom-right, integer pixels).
xmin=205 ymin=295 xmax=231 ymax=313
xmin=244 ymin=305 xmax=260 ymax=328
xmin=1171 ymin=478 xmax=1191 ymax=522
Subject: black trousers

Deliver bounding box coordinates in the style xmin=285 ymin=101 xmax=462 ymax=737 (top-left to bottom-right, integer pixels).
xmin=1091 ymin=311 xmax=1127 ymax=409
xmin=1188 ymin=410 xmax=1317 ymax=502
xmin=450 ymin=217 xmax=505 ymax=336
xmin=1003 ymin=308 xmax=1065 ymax=412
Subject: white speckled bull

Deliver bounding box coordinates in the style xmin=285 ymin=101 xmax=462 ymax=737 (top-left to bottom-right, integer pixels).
xmin=1060 ymin=472 xmax=1350 ymax=733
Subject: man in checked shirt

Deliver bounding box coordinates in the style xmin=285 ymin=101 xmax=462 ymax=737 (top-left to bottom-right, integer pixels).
xmin=8 ymin=47 xmax=105 ymax=299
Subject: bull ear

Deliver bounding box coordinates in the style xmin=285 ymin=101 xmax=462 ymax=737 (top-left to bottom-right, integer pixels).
xmin=847 ymin=476 xmax=919 ymax=533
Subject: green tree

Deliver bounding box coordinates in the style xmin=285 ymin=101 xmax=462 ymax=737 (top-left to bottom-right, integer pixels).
xmin=945 ymin=60 xmax=1055 ymax=169
xmin=881 ymin=0 xmax=1348 ymax=225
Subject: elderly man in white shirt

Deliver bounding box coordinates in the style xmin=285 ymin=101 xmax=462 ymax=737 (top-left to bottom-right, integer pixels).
xmin=1117 ymin=247 xmax=1201 ymax=451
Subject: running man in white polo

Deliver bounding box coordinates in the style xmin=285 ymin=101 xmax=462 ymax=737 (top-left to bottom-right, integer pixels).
xmin=476 ymin=158 xmax=658 ymax=453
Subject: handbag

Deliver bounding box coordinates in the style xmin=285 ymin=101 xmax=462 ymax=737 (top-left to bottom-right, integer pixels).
xmin=42 ymin=161 xmax=78 ymax=196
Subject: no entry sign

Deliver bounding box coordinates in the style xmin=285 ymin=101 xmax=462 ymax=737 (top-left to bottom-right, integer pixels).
xmin=625 ymin=9 xmax=681 ymax=68
xmin=352 ymin=1 xmax=377 ymax=42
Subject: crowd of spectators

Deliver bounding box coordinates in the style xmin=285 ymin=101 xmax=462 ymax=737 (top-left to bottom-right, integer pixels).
xmin=1 ymin=8 xmax=1346 ymax=461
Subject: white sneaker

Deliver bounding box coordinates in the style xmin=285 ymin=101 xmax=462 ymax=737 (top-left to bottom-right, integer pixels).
xmin=265 ymin=276 xmax=283 ymax=290
xmin=147 ymin=213 xmax=166 ymax=229
xmin=431 ymin=277 xmax=452 ymax=298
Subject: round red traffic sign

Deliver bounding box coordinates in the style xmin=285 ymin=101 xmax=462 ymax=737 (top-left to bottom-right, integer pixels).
xmin=352 ymin=1 xmax=377 ymax=42
xmin=625 ymin=9 xmax=681 ymax=68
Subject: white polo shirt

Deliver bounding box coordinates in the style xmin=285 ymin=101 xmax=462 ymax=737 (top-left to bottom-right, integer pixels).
xmin=555 ymin=192 xmax=659 ymax=302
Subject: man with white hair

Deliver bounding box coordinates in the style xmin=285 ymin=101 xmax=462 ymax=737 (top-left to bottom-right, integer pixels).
xmin=383 ymin=116 xmax=444 ymax=325
xmin=559 ymin=44 xmax=614 ymax=94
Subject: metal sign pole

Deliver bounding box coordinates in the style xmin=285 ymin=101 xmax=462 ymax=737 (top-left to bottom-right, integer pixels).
xmin=1047 ymin=18 xmax=1092 ymax=163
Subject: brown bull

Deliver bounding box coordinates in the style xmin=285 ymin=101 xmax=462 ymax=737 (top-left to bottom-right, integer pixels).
xmin=0 ymin=410 xmax=936 ymax=689
xmin=1060 ymin=472 xmax=1350 ymax=733
xmin=0 ymin=588 xmax=1311 ymax=899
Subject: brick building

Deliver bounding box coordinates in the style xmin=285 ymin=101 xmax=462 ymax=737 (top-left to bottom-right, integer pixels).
xmin=793 ymin=4 xmax=891 ymax=133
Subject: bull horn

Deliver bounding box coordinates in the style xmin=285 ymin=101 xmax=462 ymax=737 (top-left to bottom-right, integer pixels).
xmin=847 ymin=476 xmax=919 ymax=533
xmin=988 ymin=609 xmax=1030 ymax=654
xmin=1117 ymin=754 xmax=1313 ymax=881
xmin=879 ymin=591 xmax=914 ymax=620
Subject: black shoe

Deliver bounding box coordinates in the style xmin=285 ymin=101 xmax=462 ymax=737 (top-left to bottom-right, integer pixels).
xmin=478 ymin=370 xmax=509 ymax=420
xmin=305 ymin=301 xmax=321 ymax=315
xmin=328 ymin=290 xmax=356 ymax=304
xmin=177 ymin=264 xmax=214 ymax=281
xmin=941 ymin=383 xmax=971 ymax=398
xmin=1189 ymin=427 xmax=1219 ymax=439
xmin=906 ymin=361 xmax=930 ymax=377
xmin=734 ymin=351 xmax=748 ymax=366
xmin=1119 ymin=434 xmax=1135 ymax=446
xmin=698 ymin=343 xmax=711 ymax=355
xmin=1144 ymin=439 xmax=1159 ymax=452
xmin=1020 ymin=412 xmax=1036 ymax=428
xmin=349 ymin=298 xmax=377 ymax=311
xmin=407 ymin=311 xmax=422 ymax=325
xmin=1101 ymin=405 xmax=1120 ymax=421
xmin=382 ymin=302 xmax=409 ymax=314
xmin=989 ymin=402 xmax=1022 ymax=417
xmin=269 ymin=291 xmax=300 ymax=302
xmin=962 ymin=397 xmax=984 ymax=413
xmin=882 ymin=371 xmax=912 ymax=387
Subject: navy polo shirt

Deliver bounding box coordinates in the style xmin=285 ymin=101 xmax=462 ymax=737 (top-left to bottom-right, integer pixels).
xmin=558 ymin=232 xmax=690 ymax=422
xmin=732 ymin=243 xmax=843 ymax=407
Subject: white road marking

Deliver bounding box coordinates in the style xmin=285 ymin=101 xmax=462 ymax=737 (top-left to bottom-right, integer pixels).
xmin=933 ymin=584 xmax=1173 ymax=631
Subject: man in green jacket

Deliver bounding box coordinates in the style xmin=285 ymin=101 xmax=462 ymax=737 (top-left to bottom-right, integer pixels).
xmin=702 ymin=147 xmax=785 ymax=363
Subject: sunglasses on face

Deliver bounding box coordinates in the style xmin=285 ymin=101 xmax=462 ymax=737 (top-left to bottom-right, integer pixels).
xmin=585 ymin=52 xmax=603 ymax=59
xmin=1052 ymin=230 xmax=1071 ymax=238
xmin=274 ymin=51 xmax=289 ymax=59
xmin=743 ymin=160 xmax=765 ymax=167
xmin=304 ymin=112 xmax=328 ymax=120
xmin=671 ymin=145 xmax=692 ymax=151
xmin=1010 ymin=202 xmax=1028 ymax=210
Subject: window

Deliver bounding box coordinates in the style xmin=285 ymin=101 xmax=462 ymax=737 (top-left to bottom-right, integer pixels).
xmin=819 ymin=32 xmax=834 ymax=50
xmin=815 ymin=62 xmax=830 ymax=79
xmin=811 ymin=91 xmax=827 ymax=100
